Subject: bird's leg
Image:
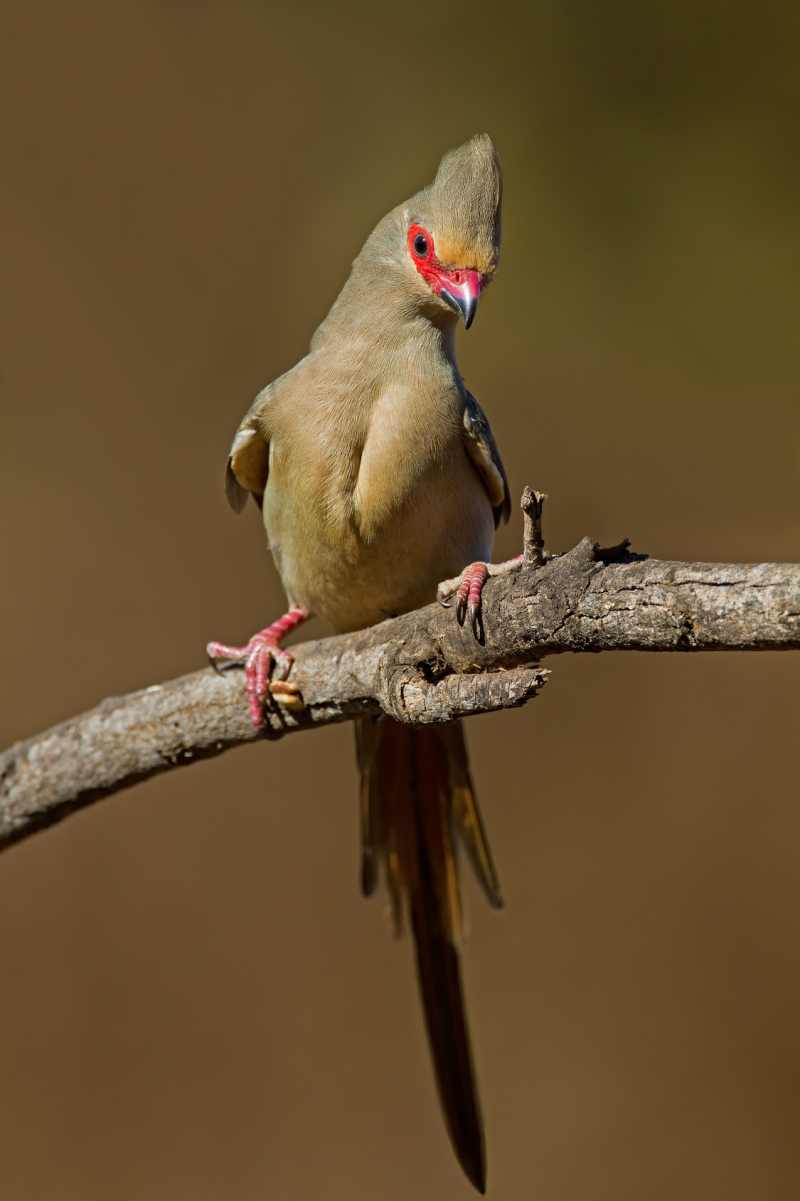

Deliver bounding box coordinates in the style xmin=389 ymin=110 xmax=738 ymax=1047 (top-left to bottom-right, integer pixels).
xmin=437 ymin=556 xmax=523 ymax=643
xmin=206 ymin=606 xmax=310 ymax=727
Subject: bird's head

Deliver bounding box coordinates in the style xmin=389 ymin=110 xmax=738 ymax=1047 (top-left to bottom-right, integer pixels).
xmin=316 ymin=135 xmax=503 ymax=348
xmin=401 ymin=133 xmax=502 ymax=330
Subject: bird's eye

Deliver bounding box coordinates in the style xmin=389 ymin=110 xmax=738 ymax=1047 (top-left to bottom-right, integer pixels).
xmin=408 ymin=224 xmax=435 ymax=270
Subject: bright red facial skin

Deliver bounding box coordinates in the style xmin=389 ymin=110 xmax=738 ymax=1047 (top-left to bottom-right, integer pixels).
xmin=407 ymin=224 xmax=483 ymax=306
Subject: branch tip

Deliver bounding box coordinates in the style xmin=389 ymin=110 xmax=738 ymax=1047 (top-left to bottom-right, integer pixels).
xmin=520 ymin=486 xmax=547 ymax=566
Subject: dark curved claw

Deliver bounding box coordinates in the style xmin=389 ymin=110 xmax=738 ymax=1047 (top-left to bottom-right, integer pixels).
xmin=271 ymin=650 xmax=293 ymax=682
xmin=467 ymin=602 xmax=485 ymax=645
xmin=456 ymin=594 xmax=468 ymax=627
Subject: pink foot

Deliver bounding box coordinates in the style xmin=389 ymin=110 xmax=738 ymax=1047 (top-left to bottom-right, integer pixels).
xmin=206 ymin=606 xmax=310 ymax=728
xmin=437 ymin=556 xmax=523 ymax=643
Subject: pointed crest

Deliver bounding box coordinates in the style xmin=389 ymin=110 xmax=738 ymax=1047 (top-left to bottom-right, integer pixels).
xmin=430 ymin=134 xmax=502 ymax=275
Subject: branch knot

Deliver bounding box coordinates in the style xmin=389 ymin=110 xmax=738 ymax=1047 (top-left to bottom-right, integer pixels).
xmin=377 ymin=660 xmax=549 ymax=724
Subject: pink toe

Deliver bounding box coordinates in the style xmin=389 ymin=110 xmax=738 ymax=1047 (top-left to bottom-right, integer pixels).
xmin=254 ymin=650 xmax=271 ymax=701
xmin=244 ymin=653 xmax=257 ymax=688
xmin=207 ymin=640 xmax=249 ymax=661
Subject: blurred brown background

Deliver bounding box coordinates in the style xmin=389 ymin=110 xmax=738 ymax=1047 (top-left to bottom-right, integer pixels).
xmin=1 ymin=2 xmax=799 ymax=1198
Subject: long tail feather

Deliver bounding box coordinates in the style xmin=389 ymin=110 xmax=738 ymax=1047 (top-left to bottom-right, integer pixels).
xmin=442 ymin=723 xmax=504 ymax=910
xmin=354 ymin=717 xmax=498 ymax=1193
xmin=355 ymin=718 xmax=380 ymax=897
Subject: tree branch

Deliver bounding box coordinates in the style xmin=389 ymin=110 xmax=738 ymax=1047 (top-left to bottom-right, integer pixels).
xmin=2 ymin=495 xmax=799 ymax=851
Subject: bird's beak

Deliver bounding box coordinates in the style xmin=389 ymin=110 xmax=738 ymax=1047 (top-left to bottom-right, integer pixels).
xmin=439 ymin=269 xmax=482 ymax=329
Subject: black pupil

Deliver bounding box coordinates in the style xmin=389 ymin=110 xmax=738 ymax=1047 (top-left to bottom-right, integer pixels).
xmin=413 ymin=233 xmax=428 ymax=256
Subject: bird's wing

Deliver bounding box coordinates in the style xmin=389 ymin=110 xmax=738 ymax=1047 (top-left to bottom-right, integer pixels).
xmin=461 ymin=392 xmax=511 ymax=527
xmin=224 ymin=388 xmax=271 ymax=512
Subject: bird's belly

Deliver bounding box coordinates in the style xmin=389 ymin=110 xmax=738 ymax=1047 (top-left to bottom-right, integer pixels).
xmin=264 ymin=454 xmax=495 ymax=634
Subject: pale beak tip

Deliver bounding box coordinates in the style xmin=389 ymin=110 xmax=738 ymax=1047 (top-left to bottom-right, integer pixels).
xmin=440 ymin=278 xmax=480 ymax=329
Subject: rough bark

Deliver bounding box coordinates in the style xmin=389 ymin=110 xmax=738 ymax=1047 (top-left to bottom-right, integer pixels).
xmin=2 ymin=515 xmax=799 ymax=851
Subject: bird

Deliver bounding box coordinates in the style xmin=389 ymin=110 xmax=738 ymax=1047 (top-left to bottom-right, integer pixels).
xmin=207 ymin=133 xmax=519 ymax=1193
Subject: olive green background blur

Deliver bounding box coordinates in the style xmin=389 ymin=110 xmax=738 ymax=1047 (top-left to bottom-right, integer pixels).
xmin=1 ymin=3 xmax=799 ymax=1199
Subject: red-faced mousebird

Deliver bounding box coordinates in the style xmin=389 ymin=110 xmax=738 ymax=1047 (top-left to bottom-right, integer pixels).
xmin=207 ymin=134 xmax=522 ymax=1193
